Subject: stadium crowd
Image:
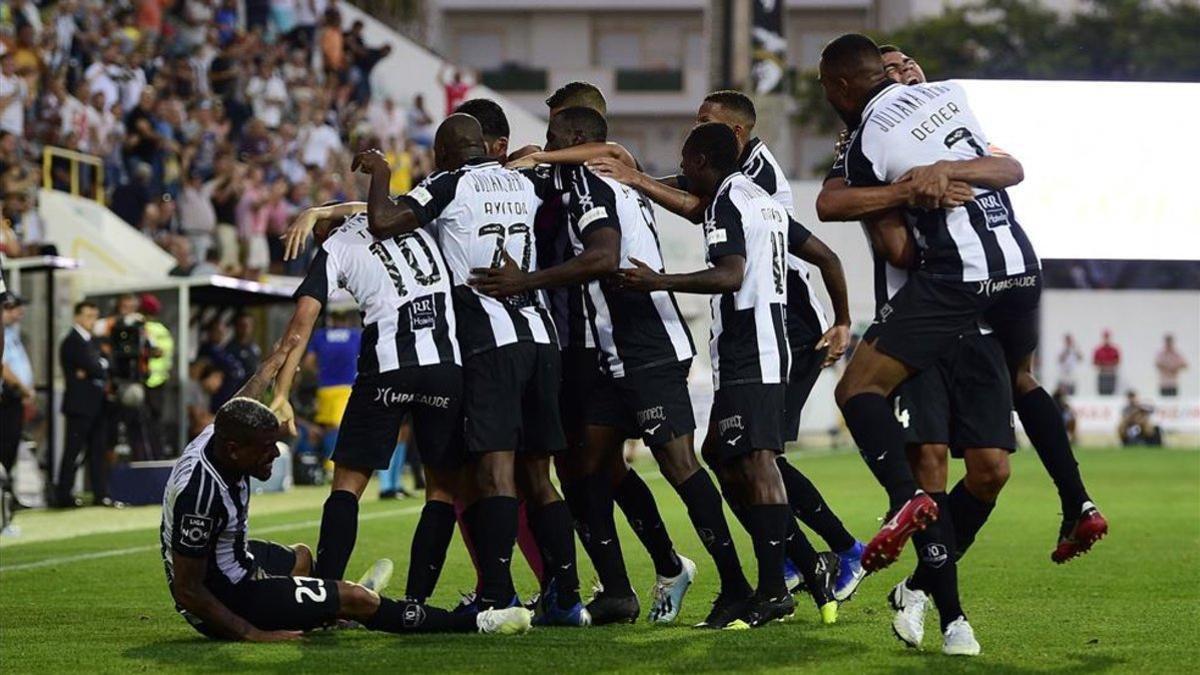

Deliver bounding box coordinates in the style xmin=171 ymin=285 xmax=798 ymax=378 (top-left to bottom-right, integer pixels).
xmin=0 ymin=0 xmax=442 ymax=278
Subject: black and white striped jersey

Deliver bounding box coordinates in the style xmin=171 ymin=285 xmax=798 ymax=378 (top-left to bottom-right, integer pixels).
xmin=839 ymin=80 xmax=1040 ymax=283
xmin=679 ymin=138 xmax=829 ymax=350
xmin=295 ymin=212 xmax=460 ymax=373
xmin=160 ymin=425 xmax=254 ymax=599
xmin=704 ymin=172 xmax=791 ymax=389
xmin=399 ymin=158 xmax=558 ymax=358
xmin=557 ymin=165 xmax=695 ymax=378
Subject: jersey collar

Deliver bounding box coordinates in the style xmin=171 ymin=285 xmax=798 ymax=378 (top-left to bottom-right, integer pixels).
xmin=858 ymin=80 xmax=903 ymax=128
xmin=462 ymin=157 xmax=500 ymax=170
xmin=715 ymin=171 xmax=743 ymax=197
xmin=738 ymin=137 xmax=762 ymax=169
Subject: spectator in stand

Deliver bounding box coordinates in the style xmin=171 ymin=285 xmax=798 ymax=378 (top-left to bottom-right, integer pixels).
xmin=1 ymin=293 xmax=35 ymax=510
xmin=230 ymin=312 xmax=262 ymax=379
xmin=437 ymin=65 xmax=474 ymax=117
xmin=344 ymin=19 xmax=391 ymax=105
xmin=1155 ymin=334 xmax=1188 ymax=398
xmin=1093 ymin=330 xmax=1121 ymax=396
xmin=318 ymin=7 xmax=345 ymax=84
xmin=263 ymin=177 xmax=295 ymax=272
xmin=185 ymin=357 xmax=223 ymax=437
xmin=292 ymin=0 xmax=325 ymax=51
xmin=1119 ymin=390 xmax=1163 ymax=447
xmin=208 ymin=154 xmax=244 ymax=274
xmin=191 ymin=246 xmax=223 ymax=276
xmin=124 ymin=86 xmax=165 ymax=186
xmin=178 ymin=167 xmax=217 ymax=262
xmin=245 ymin=0 xmax=272 ymax=33
xmin=299 ymin=108 xmax=343 ymax=170
xmin=238 ymin=117 xmax=275 ymax=167
xmin=0 ymin=52 xmax=28 ymax=138
xmin=246 ymin=59 xmax=288 ymax=130
xmin=1057 ymin=333 xmax=1083 ymax=395
xmin=236 ymin=165 xmax=271 ymax=278
xmin=407 ymin=93 xmax=434 ymax=148
xmin=110 ymin=162 xmax=154 ymax=228
xmin=369 ymin=96 xmax=407 ymax=150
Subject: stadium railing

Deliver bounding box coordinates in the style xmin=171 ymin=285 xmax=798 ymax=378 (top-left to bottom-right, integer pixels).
xmin=41 ymin=146 xmax=105 ymax=206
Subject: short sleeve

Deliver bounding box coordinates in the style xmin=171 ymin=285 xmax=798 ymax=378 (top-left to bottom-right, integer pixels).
xmin=567 ymin=168 xmax=620 ymax=238
xmin=843 ymin=129 xmax=886 ymax=188
xmin=397 ymin=171 xmax=461 ymax=225
xmin=705 ymin=193 xmax=746 ymax=262
xmin=788 ymin=217 xmax=812 ymax=251
xmin=293 ymin=248 xmax=338 ymax=306
xmin=518 ymin=165 xmax=562 ymax=202
xmin=170 ymin=471 xmax=224 ymax=557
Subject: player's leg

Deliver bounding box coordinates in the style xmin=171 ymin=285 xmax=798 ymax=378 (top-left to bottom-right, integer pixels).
xmin=462 ymin=346 xmax=526 ymax=609
xmin=313 ymin=464 xmax=373 ymax=580
xmin=987 ymin=277 xmax=1106 ymax=561
xmin=516 ymin=344 xmax=586 ymax=625
xmin=951 ymin=448 xmax=1010 ymax=559
xmin=609 ymin=455 xmax=683 ymax=582
xmin=405 ymin=466 xmax=460 ymax=603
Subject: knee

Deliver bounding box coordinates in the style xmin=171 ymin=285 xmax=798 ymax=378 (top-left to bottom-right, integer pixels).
xmin=732 ymin=451 xmax=785 ymax=504
xmin=337 ymin=581 xmax=380 ymax=620
xmin=475 ymin=455 xmax=516 ymax=497
xmin=653 ymin=446 xmax=699 ymax=486
xmin=833 ymin=376 xmax=855 ymax=409
xmin=908 ymin=444 xmax=948 ymax=493
xmin=291 ymin=543 xmax=314 ymax=576
xmin=965 ymin=451 xmax=1010 ymax=501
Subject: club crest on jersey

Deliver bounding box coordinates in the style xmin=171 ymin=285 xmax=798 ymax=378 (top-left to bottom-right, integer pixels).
xmin=179 ymin=514 xmax=213 ymax=550
xmin=717 ymin=415 xmax=744 ymax=435
xmin=409 ymin=296 xmax=438 ymax=330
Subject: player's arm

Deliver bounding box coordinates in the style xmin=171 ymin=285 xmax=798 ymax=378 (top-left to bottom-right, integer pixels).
xmin=507 ymin=142 xmax=636 ymax=171
xmin=619 ymin=254 xmax=743 ymax=294
xmin=789 ymin=220 xmax=851 ymax=366
xmin=587 ymin=158 xmax=707 ymax=224
xmin=269 ymin=296 xmax=326 ymax=433
xmin=905 ymin=155 xmax=1024 ymax=192
xmin=170 ymin=553 xmax=299 ymax=642
xmin=281 ymin=201 xmax=366 ymax=261
xmin=354 ymin=149 xmax=422 ymax=238
xmin=470 ymin=228 xmax=619 ymax=297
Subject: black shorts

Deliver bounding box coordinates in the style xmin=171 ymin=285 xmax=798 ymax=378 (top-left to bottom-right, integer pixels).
xmin=708 ymin=383 xmax=786 ymax=463
xmin=463 ymin=342 xmax=565 ymax=454
xmin=783 ymin=347 xmax=826 ymax=442
xmin=891 ymin=333 xmax=1016 ymax=456
xmin=335 ymin=364 xmax=463 ymax=471
xmin=587 ymin=359 xmax=695 ymax=446
xmin=186 ymin=541 xmax=340 ymax=638
xmin=560 ymin=347 xmax=601 ymax=446
xmin=865 ymin=270 xmax=1041 ymax=371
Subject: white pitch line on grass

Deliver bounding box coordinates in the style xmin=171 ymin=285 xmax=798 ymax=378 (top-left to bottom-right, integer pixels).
xmin=0 ymin=504 xmax=424 ymax=574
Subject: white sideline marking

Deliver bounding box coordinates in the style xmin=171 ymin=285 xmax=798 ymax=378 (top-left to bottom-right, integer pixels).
xmin=0 ymin=505 xmax=424 ymax=574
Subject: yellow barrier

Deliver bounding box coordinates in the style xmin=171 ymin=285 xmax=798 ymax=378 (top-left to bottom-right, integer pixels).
xmin=41 ymin=146 xmax=105 ymax=206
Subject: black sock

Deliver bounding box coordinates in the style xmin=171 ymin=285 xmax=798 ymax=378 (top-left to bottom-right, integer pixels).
xmin=841 ymin=394 xmax=919 ymax=510
xmin=528 ymin=499 xmax=583 ymax=608
xmin=784 ymin=517 xmax=822 ymax=600
xmin=471 ymin=495 xmax=519 ymax=608
xmin=676 ymin=470 xmax=750 ymax=595
xmin=314 ymin=489 xmax=359 ymax=580
xmin=614 ymin=470 xmax=682 ymax=578
xmin=563 ymin=474 xmax=633 ymax=597
xmin=948 ymin=479 xmax=995 ymax=561
xmin=908 ymin=492 xmax=963 ymax=631
xmin=746 ymin=504 xmax=790 ymax=598
xmin=365 ymin=597 xmax=479 ymax=633
xmin=777 ymin=457 xmax=856 ymax=552
xmin=1015 ymin=387 xmax=1091 ymax=516
xmin=405 ymin=501 xmax=457 ymax=602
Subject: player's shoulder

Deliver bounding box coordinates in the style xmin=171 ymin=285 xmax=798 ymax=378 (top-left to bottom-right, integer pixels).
xmin=322 ymin=212 xmax=370 ymax=248
xmin=409 ymin=169 xmax=465 ymax=205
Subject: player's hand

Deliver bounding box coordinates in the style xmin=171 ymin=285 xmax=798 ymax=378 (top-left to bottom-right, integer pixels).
xmin=940 ymin=180 xmax=975 ymax=208
xmin=504 ymin=153 xmax=541 ymax=171
xmin=270 ymin=395 xmax=297 ymax=437
xmin=245 ymin=628 xmax=303 ymax=642
xmin=615 ymin=257 xmax=663 ymax=292
xmin=815 ymin=324 xmax=851 ymax=368
xmin=281 ymin=209 xmax=318 ymax=261
xmin=586 ymin=157 xmax=639 ymax=186
xmin=468 ymin=251 xmax=529 ymax=298
xmin=901 ymin=161 xmax=953 ymax=209
xmin=351 ymin=148 xmax=390 ymax=175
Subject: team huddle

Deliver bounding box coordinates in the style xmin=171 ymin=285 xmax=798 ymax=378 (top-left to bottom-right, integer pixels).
xmin=159 ymin=33 xmax=1108 ymax=655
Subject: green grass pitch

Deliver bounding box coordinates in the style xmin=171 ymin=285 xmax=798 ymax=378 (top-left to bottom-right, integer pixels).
xmin=1 ymin=447 xmax=1197 ymax=673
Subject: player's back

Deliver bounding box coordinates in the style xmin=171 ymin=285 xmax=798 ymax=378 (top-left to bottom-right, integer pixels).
xmin=704 ymin=173 xmax=790 ymax=388
xmin=409 ymin=159 xmax=557 ymax=357
xmin=302 ymin=212 xmax=459 ymax=372
xmin=561 ymin=166 xmax=694 ymax=377
xmin=844 ymin=80 xmax=1040 ymax=283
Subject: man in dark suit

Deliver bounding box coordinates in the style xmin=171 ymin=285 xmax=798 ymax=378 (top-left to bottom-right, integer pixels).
xmin=57 ymin=301 xmax=116 ymax=507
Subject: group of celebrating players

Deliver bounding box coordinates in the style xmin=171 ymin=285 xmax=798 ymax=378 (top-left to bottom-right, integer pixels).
xmin=159 ymin=33 xmax=1109 ymax=656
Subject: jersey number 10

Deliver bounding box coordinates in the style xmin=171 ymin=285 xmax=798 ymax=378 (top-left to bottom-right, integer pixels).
xmin=369 ymin=233 xmax=443 ymax=298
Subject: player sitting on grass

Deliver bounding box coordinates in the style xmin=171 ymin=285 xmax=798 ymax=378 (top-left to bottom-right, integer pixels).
xmin=160 ymin=338 xmax=532 ymax=641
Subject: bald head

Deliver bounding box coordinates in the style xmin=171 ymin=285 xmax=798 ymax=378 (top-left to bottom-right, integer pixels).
xmin=433 ymin=113 xmax=488 ymax=171
xmin=818 ymin=33 xmax=889 ymax=125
